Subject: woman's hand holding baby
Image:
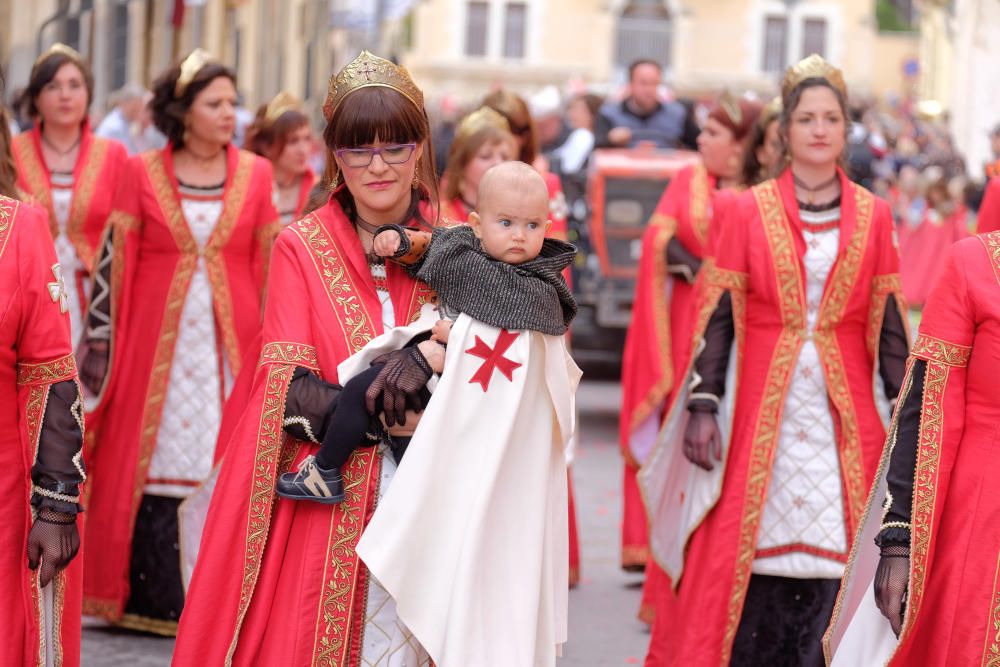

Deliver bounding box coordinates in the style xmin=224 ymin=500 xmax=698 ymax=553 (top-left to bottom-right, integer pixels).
xmin=373 ymin=229 xmax=403 ymax=257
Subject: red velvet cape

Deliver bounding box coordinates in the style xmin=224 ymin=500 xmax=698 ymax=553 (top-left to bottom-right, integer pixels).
xmin=172 ymin=198 xmax=435 ymax=665
xmin=82 ymin=144 xmax=279 ymax=621
xmin=644 ymin=169 xmax=906 ymax=666
xmin=0 ymin=197 xmax=83 ymax=666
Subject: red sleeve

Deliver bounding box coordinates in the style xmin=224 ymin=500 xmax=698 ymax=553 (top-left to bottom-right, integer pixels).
xmin=711 ymin=188 xmax=752 ymax=276
xmin=873 ymin=198 xmax=901 ymax=276
xmin=916 ymin=237 xmax=978 ymax=349
xmin=260 ymin=230 xmax=316 ymax=350
xmin=250 ymin=157 xmax=280 ymax=293
xmin=978 ymin=178 xmax=1000 ymax=234
xmin=16 ymin=204 xmax=73 ymax=364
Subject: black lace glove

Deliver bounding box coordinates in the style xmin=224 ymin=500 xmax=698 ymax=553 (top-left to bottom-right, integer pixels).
xmin=76 ymin=338 xmax=110 ymax=396
xmin=27 ymin=508 xmax=80 ymax=588
xmin=874 ymin=543 xmax=909 ymax=637
xmin=365 ymin=347 xmax=434 ymax=427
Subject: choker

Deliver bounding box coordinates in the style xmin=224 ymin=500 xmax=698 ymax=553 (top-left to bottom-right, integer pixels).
xmin=793 ymin=172 xmax=839 ymax=205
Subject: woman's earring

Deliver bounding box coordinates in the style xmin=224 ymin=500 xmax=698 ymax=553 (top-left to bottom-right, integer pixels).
xmin=412 ymin=165 xmax=420 ymax=190
xmin=330 ymin=170 xmax=340 ymax=190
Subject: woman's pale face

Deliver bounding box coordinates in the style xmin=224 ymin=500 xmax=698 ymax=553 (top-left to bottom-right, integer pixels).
xmin=274 ymin=124 xmax=313 ymax=177
xmin=185 ymin=76 xmax=237 ymax=147
xmin=696 ymin=116 xmax=741 ymax=179
xmin=756 ymin=119 xmax=782 ymax=173
xmin=36 ymin=62 xmax=88 ymax=128
xmin=787 ymin=86 xmax=846 ymax=168
xmin=460 ymin=137 xmax=516 ymax=205
xmin=336 ymin=140 xmax=424 ymax=217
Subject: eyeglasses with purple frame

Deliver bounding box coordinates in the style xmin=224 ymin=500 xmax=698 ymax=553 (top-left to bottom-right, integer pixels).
xmin=334 ymin=143 xmax=418 ymax=168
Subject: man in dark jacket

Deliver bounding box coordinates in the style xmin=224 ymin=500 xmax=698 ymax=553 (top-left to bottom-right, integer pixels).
xmin=595 ymin=59 xmax=687 ymax=149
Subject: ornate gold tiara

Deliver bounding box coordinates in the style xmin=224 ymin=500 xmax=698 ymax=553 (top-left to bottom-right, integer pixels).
xmin=323 ymin=51 xmax=424 ymax=120
xmin=32 ymin=43 xmax=85 ymax=72
xmin=781 ymin=54 xmax=847 ymax=100
xmin=454 ymin=106 xmax=511 ymax=144
xmin=265 ymin=91 xmax=302 ymax=124
xmin=175 ymin=48 xmax=215 ymax=97
xmin=718 ymin=90 xmax=743 ymax=126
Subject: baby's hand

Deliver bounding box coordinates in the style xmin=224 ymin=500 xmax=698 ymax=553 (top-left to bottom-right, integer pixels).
xmin=373 ymin=229 xmax=402 ymax=257
xmin=431 ymin=319 xmax=454 ymax=344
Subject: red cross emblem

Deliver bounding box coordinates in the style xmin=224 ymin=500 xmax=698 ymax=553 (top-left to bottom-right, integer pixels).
xmin=465 ymin=329 xmax=522 ymax=391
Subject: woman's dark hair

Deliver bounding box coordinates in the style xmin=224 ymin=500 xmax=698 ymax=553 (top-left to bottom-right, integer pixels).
xmin=0 ymin=69 xmax=17 ymax=199
xmin=482 ymin=89 xmax=537 ymax=165
xmin=744 ymin=114 xmax=780 ymax=185
xmin=778 ymin=78 xmax=848 ymax=169
xmin=23 ymin=53 xmax=94 ymax=120
xmin=244 ymin=104 xmax=310 ymax=161
xmin=307 ymin=86 xmax=438 ymax=225
xmin=150 ymin=59 xmax=237 ymax=147
xmin=572 ymin=93 xmax=604 ymax=128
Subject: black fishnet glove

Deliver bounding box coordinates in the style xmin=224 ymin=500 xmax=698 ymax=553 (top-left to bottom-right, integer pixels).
xmin=76 ymin=338 xmax=110 ymax=396
xmin=27 ymin=508 xmax=80 ymax=588
xmin=684 ymin=411 xmax=723 ymax=471
xmin=874 ymin=543 xmax=909 ymax=637
xmin=365 ymin=347 xmax=433 ymax=427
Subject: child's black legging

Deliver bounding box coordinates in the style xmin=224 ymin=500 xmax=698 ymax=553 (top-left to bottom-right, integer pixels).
xmin=314 ymin=365 xmax=382 ymax=470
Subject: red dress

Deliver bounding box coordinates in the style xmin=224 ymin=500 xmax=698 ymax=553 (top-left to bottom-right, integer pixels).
xmin=12 ymin=123 xmax=128 ymax=334
xmin=82 ymin=144 xmax=278 ymax=624
xmin=172 ymin=198 xmax=436 ymax=665
xmin=0 ymin=197 xmax=82 ymax=666
xmin=899 ymin=206 xmax=969 ymax=308
xmin=642 ymin=170 xmax=905 ymax=665
xmin=977 ymin=177 xmax=1000 ymax=233
xmin=826 ymin=233 xmax=1000 ymax=665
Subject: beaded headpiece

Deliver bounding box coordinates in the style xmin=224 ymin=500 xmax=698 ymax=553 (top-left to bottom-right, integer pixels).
xmin=265 ymin=91 xmax=302 ymax=124
xmin=454 ymin=106 xmax=511 ymax=144
xmin=175 ymin=48 xmax=215 ymax=97
xmin=323 ymin=50 xmax=424 ymax=121
xmin=718 ymin=89 xmax=743 ymax=126
xmin=781 ymin=54 xmax=847 ymax=101
xmin=32 ymin=43 xmax=86 ymax=73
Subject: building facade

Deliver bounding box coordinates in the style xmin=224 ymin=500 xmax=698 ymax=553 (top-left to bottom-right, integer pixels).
xmin=403 ymin=0 xmax=919 ymax=103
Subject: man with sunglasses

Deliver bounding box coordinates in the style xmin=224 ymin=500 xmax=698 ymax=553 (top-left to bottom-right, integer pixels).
xmin=595 ymin=59 xmax=688 ymax=150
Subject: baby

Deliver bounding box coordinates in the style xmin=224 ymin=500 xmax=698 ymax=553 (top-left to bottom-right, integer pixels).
xmin=276 ymin=161 xmax=577 ymax=503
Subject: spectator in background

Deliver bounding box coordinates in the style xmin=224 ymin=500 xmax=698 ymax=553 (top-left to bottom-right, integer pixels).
xmin=95 ymin=83 xmax=147 ymax=154
xmin=532 ymin=85 xmax=570 ymax=155
xmin=551 ymin=92 xmax=603 ymax=175
xmin=134 ymin=91 xmax=167 ymax=153
xmin=594 ymin=59 xmax=687 ymax=149
xmin=984 ymin=123 xmax=1000 ymax=180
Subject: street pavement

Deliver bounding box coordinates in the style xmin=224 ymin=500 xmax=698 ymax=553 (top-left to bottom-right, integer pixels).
xmin=81 ymin=379 xmax=651 ymax=665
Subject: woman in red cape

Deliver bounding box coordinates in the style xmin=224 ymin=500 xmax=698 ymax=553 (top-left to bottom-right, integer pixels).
xmin=976 ymin=176 xmax=1000 ymax=233
xmin=79 ymin=51 xmax=277 ymax=634
xmin=622 ymin=94 xmax=763 ymax=620
xmin=639 ymin=56 xmax=909 ymax=666
xmin=0 ymin=191 xmax=86 ymax=665
xmin=444 ymin=99 xmax=584 ymax=585
xmin=244 ymin=91 xmax=317 ymax=226
xmin=172 ymin=51 xmax=441 ymax=665
xmin=12 ymin=43 xmax=128 ymax=343
xmin=825 ymin=232 xmax=1000 ymax=665
xmin=898 ymin=177 xmax=969 ymax=309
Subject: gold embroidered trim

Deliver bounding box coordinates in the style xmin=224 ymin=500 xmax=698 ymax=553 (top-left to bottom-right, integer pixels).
xmin=67 ymin=138 xmax=110 ymax=271
xmin=690 ymin=163 xmax=710 ymax=246
xmin=911 ymin=334 xmax=972 ymax=367
xmin=16 ymin=354 xmax=77 ymax=385
xmin=259 ymin=341 xmax=319 ymax=369
xmin=0 ymin=195 xmax=17 ymax=262
xmin=867 ymin=273 xmax=903 ymax=356
xmin=12 ymin=133 xmax=56 ymax=239
xmin=979 ymin=231 xmax=1000 ymax=291
xmin=981 ymin=550 xmax=1000 ymax=665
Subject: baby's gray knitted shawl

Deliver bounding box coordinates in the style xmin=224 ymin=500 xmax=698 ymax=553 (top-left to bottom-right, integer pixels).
xmin=411 ymin=225 xmax=577 ymax=336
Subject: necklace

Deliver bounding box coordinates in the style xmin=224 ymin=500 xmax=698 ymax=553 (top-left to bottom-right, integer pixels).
xmin=792 ymin=172 xmax=839 ymax=205
xmin=41 ymin=132 xmax=81 ymax=157
xmin=184 ymin=144 xmax=224 ymax=167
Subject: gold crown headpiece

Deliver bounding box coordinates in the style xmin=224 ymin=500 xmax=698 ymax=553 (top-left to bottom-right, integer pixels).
xmin=175 ymin=48 xmax=216 ymax=98
xmin=759 ymin=96 xmax=782 ymax=128
xmin=781 ymin=54 xmax=847 ymax=101
xmin=265 ymin=91 xmax=303 ymax=124
xmin=454 ymin=106 xmax=511 ymax=144
xmin=33 ymin=43 xmax=85 ymax=73
xmin=718 ymin=89 xmax=743 ymax=127
xmin=323 ymin=51 xmax=424 ymax=120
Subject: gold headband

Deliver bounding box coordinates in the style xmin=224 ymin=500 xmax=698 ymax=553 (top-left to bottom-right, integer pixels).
xmin=33 ymin=43 xmax=85 ymax=73
xmin=781 ymin=54 xmax=847 ymax=101
xmin=175 ymin=48 xmax=215 ymax=97
xmin=759 ymin=96 xmax=782 ymax=128
xmin=454 ymin=106 xmax=511 ymax=145
xmin=265 ymin=91 xmax=302 ymax=124
xmin=323 ymin=50 xmax=424 ymax=120
xmin=718 ymin=90 xmax=743 ymax=127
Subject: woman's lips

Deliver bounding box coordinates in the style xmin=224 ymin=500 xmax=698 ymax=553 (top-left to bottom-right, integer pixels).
xmin=365 ymin=181 xmax=394 ymax=190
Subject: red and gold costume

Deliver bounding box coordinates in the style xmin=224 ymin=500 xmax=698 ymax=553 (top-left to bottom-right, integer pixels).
xmin=640 ymin=168 xmax=908 ymax=665
xmin=899 ymin=203 xmax=969 ymax=308
xmin=826 ymin=232 xmax=1000 ymax=665
xmin=82 ymin=143 xmax=277 ymax=631
xmin=976 ymin=177 xmax=1000 ymax=234
xmin=0 ymin=196 xmax=85 ymax=666
xmin=13 ymin=122 xmax=128 ymax=340
xmin=172 ymin=195 xmax=437 ymax=664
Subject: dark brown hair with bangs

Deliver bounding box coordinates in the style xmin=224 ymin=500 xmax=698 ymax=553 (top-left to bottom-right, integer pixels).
xmin=309 ymin=86 xmax=438 ymax=224
xmin=23 ymin=53 xmax=94 ymax=119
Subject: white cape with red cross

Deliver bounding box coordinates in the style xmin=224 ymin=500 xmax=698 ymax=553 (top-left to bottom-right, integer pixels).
xmin=356 ymin=312 xmax=581 ymax=667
